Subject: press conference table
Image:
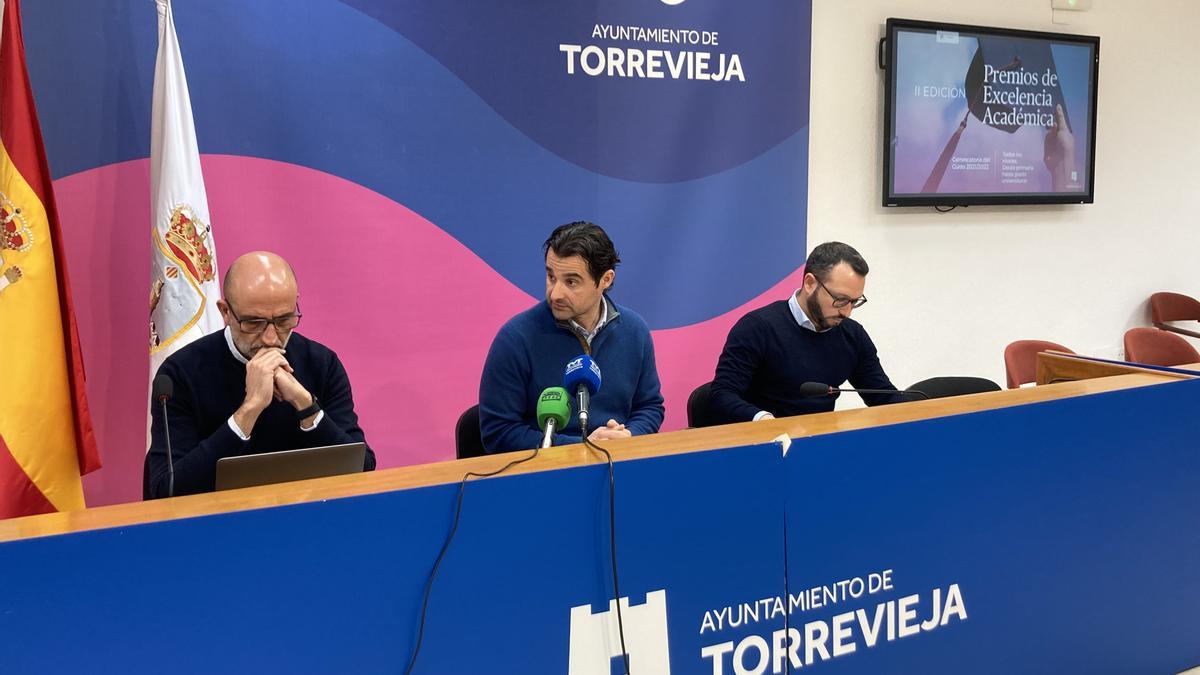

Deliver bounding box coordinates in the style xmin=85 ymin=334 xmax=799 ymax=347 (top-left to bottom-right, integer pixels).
xmin=0 ymin=368 xmax=1181 ymax=543
xmin=1035 ymin=349 xmax=1200 ymax=385
xmin=2 ymin=366 xmax=1199 ymax=674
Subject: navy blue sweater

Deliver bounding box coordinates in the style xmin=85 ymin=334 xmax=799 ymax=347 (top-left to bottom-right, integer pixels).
xmin=710 ymin=300 xmax=901 ymax=423
xmin=479 ymin=299 xmax=664 ymax=453
xmin=146 ymin=330 xmax=373 ymax=498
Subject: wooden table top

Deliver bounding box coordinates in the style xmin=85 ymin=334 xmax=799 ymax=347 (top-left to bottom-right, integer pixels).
xmin=0 ymin=371 xmax=1181 ymax=543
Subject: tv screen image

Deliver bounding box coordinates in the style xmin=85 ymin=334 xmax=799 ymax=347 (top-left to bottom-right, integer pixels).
xmin=882 ymin=19 xmax=1099 ymax=207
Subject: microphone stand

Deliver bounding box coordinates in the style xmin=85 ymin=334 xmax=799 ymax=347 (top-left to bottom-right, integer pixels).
xmin=839 ymin=387 xmax=930 ymax=400
xmin=540 ymin=418 xmax=558 ymax=450
xmin=159 ymin=395 xmax=175 ymax=498
xmin=802 ymin=384 xmax=931 ymax=400
xmin=576 ymin=387 xmax=590 ymax=439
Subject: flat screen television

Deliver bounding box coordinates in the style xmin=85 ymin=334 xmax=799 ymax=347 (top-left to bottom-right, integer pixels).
xmin=881 ymin=18 xmax=1099 ymax=207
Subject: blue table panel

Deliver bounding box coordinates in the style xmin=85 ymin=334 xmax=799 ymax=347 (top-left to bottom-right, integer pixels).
xmin=1 ymin=442 xmax=785 ymax=674
xmin=784 ymin=378 xmax=1200 ymax=674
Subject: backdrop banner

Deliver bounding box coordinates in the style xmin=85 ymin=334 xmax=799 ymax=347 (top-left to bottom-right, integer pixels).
xmin=22 ymin=0 xmax=813 ymax=505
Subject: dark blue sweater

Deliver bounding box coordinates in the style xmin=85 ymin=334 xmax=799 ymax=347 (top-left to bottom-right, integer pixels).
xmin=710 ymin=300 xmax=901 ymax=423
xmin=479 ymin=299 xmax=664 ymax=453
xmin=146 ymin=330 xmax=373 ymax=497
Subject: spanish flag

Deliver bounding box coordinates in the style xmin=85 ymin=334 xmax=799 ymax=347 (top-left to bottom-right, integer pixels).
xmin=0 ymin=0 xmax=100 ymax=519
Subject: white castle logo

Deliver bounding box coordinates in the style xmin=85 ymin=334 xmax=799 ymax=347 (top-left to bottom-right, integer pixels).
xmin=569 ymin=590 xmax=671 ymax=674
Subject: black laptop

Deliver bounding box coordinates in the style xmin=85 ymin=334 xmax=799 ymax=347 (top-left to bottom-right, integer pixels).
xmin=214 ymin=442 xmax=367 ymax=491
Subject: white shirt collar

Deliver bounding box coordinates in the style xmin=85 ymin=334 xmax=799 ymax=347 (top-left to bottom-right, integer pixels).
xmin=570 ymin=297 xmax=609 ymax=346
xmin=223 ymin=326 xmax=249 ymax=364
xmin=788 ymin=288 xmax=828 ymax=333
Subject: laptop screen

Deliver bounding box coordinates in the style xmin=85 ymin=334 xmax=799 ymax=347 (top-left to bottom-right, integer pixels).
xmin=214 ymin=442 xmax=367 ymax=491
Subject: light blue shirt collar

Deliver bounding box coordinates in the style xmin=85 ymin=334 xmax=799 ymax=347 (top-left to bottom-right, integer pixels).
xmin=788 ymin=288 xmax=828 ymax=333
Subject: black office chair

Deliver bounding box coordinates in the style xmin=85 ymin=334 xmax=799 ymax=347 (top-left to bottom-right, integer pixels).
xmin=908 ymin=376 xmax=1001 ymax=400
xmin=142 ymin=453 xmax=152 ymax=500
xmin=687 ymin=381 xmax=720 ymax=428
xmin=455 ymin=405 xmax=487 ymax=459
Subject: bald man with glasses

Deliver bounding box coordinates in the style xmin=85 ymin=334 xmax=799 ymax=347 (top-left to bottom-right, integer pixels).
xmin=709 ymin=241 xmax=903 ymax=423
xmin=146 ymin=251 xmax=373 ymax=498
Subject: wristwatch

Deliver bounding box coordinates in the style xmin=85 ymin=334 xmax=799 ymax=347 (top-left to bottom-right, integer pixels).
xmin=296 ymin=395 xmax=321 ymax=420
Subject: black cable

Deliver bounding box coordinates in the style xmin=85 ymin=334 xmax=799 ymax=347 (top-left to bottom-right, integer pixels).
xmin=582 ymin=436 xmax=631 ymax=675
xmin=933 ymin=204 xmax=958 ymax=213
xmin=782 ymin=511 xmax=791 ymax=674
xmin=403 ymin=447 xmax=542 ymax=675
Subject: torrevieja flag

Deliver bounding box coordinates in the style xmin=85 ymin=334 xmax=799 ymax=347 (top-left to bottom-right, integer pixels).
xmin=0 ymin=0 xmax=101 ymax=518
xmin=148 ymin=0 xmax=221 ymax=381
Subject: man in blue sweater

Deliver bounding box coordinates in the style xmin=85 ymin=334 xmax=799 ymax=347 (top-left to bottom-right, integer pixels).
xmin=710 ymin=241 xmax=904 ymax=423
xmin=479 ymin=222 xmax=664 ymax=453
xmin=146 ymin=251 xmax=372 ymax=497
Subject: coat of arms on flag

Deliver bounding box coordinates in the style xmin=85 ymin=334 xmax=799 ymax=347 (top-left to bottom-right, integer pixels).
xmin=150 ymin=203 xmax=216 ymax=350
xmin=0 ymin=190 xmax=31 ymax=294
xmin=148 ymin=0 xmax=222 ymax=369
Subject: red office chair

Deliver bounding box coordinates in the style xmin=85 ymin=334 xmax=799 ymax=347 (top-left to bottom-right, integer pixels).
xmin=1003 ymin=340 xmax=1074 ymax=388
xmin=1150 ymin=292 xmax=1200 ymax=339
xmin=1123 ymin=327 xmax=1200 ymax=367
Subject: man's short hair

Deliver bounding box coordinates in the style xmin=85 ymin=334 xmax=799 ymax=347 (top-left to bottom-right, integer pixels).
xmin=543 ymin=221 xmax=621 ymax=286
xmin=804 ymin=241 xmax=869 ymax=281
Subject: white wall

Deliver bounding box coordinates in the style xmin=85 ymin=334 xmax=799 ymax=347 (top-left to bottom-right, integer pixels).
xmin=809 ymin=0 xmax=1200 ymax=398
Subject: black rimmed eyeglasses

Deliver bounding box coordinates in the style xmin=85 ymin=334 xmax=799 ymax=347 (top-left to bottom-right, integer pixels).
xmin=814 ymin=277 xmax=867 ymax=309
xmin=226 ymin=302 xmax=303 ymax=334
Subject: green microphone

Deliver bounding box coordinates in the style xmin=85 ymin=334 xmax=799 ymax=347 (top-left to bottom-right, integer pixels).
xmin=536 ymin=387 xmax=571 ymax=449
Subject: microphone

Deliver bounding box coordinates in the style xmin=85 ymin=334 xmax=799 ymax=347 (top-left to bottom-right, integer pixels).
xmin=152 ymin=373 xmax=176 ymax=498
xmin=536 ymin=387 xmax=570 ymax=449
xmin=563 ymin=355 xmax=602 ymax=437
xmin=799 ymin=381 xmax=930 ymax=400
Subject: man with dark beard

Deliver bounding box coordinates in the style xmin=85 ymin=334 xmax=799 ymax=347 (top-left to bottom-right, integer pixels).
xmin=709 ymin=241 xmax=902 ymax=422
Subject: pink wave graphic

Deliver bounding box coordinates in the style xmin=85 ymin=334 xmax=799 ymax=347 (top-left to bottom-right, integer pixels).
xmin=54 ymin=155 xmax=803 ymax=506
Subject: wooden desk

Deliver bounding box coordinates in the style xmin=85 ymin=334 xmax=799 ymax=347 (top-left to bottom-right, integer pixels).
xmin=1036 ymin=350 xmax=1200 ymax=385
